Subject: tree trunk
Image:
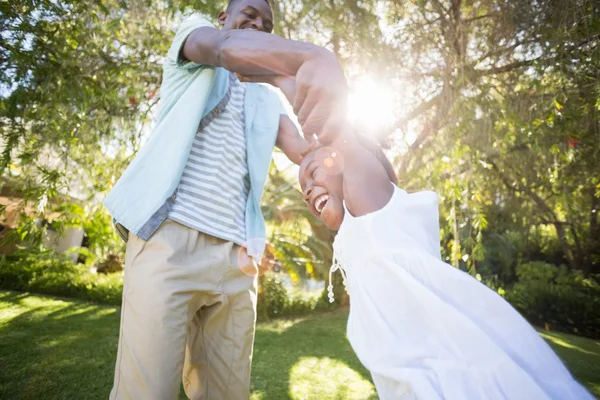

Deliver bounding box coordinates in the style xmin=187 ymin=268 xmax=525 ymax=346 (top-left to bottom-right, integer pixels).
xmin=553 ymin=222 xmax=579 ymax=271
xmin=451 ymin=199 xmax=461 ymax=268
xmin=587 ymin=188 xmax=599 ymax=274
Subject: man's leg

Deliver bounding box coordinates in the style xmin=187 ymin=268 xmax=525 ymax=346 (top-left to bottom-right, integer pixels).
xmin=110 ymin=220 xmax=216 ymax=400
xmin=183 ymin=242 xmax=258 ymax=400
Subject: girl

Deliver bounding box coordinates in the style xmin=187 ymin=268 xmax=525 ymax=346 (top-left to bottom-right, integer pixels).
xmin=297 ymin=131 xmax=593 ymax=400
xmin=238 ymin=72 xmax=592 ymax=398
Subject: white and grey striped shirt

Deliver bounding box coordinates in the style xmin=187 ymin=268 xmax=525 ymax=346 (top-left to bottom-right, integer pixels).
xmin=168 ymin=74 xmax=249 ymax=245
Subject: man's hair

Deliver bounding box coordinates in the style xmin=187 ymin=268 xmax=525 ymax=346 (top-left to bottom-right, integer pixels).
xmin=227 ymin=0 xmax=272 ymax=12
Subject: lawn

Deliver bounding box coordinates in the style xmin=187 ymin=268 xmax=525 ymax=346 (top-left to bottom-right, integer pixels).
xmin=0 ymin=290 xmax=598 ymax=399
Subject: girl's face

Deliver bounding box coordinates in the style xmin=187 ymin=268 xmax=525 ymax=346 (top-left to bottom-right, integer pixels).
xmin=299 ymin=147 xmax=345 ymax=230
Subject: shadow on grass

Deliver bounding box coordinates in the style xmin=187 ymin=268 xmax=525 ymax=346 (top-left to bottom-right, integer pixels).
xmin=251 ymin=312 xmax=378 ymax=400
xmin=1 ymin=291 xmax=375 ymax=400
xmin=538 ymin=330 xmax=600 ymax=397
xmin=0 ymin=291 xmax=120 ymax=400
xmin=539 ymin=331 xmax=600 ymax=356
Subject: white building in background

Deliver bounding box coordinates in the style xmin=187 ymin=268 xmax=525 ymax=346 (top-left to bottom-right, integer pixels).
xmin=0 ymin=178 xmax=84 ymax=261
xmin=41 ymin=224 xmax=85 ymax=263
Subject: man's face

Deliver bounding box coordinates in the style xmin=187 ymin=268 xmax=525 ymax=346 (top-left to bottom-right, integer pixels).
xmin=219 ymin=0 xmax=274 ymax=33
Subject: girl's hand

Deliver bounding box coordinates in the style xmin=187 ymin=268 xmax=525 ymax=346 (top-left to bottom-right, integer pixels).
xmin=271 ymin=75 xmax=297 ymax=104
xmin=236 ymin=74 xmax=341 ymax=146
xmin=300 ymin=138 xmax=320 ymax=158
xmin=236 ymin=73 xmax=297 ymax=105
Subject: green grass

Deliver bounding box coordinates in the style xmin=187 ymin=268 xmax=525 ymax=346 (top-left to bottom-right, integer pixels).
xmin=539 ymin=331 xmax=600 ymax=397
xmin=0 ymin=290 xmax=598 ymax=399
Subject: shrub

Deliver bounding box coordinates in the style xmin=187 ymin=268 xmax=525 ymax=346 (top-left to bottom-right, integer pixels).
xmin=505 ymin=261 xmax=600 ymax=338
xmin=1 ymin=249 xmax=340 ymax=320
xmin=257 ymin=274 xmax=290 ymax=320
xmin=257 ymin=273 xmax=336 ymax=321
xmin=286 ymin=294 xmax=318 ymax=316
xmin=0 ymin=248 xmax=123 ymax=306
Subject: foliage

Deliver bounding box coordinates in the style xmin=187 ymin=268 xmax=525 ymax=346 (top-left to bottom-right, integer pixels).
xmin=262 ymin=0 xmax=599 ymax=278
xmin=0 ymin=249 xmax=329 ymax=319
xmin=506 ymin=261 xmax=600 ymax=338
xmin=0 ymin=248 xmax=123 ymax=305
xmin=383 ymin=0 xmax=600 ymax=274
xmin=0 ymin=0 xmax=223 ymax=256
xmin=256 ymin=272 xmax=332 ymax=321
xmin=1 ymin=199 xmax=126 ymax=268
xmin=476 ymin=232 xmax=520 ymax=283
xmin=257 ymin=273 xmax=290 ymax=319
xmin=63 ymin=203 xmax=125 ymax=266
xmin=1 ymin=0 xmax=599 ymax=316
xmin=272 ymin=0 xmax=599 ymax=278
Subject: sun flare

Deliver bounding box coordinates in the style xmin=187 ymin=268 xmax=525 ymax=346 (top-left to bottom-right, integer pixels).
xmin=347 ymin=76 xmax=397 ymax=133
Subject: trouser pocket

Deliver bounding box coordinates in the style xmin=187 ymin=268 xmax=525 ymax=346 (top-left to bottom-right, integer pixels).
xmin=114 ymin=220 xmax=129 ymax=243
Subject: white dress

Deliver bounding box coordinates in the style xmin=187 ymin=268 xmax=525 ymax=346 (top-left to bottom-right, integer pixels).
xmin=330 ymin=186 xmax=593 ymax=400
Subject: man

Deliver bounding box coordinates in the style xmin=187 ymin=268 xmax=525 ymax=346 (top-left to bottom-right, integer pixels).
xmin=103 ymin=0 xmax=347 ymax=399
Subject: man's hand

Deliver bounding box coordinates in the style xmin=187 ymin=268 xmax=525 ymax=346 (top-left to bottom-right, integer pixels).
xmin=293 ymin=49 xmax=347 ymax=145
xmin=238 ymin=53 xmax=347 ymax=146
xmin=236 ymin=74 xmax=313 ymax=164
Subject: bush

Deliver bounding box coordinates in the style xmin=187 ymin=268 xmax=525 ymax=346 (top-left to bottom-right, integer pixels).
xmin=1 ymin=249 xmax=340 ymax=319
xmin=477 ymin=232 xmax=520 ymax=284
xmin=257 ymin=273 xmax=336 ymax=321
xmin=505 ymin=261 xmax=600 ymax=338
xmin=257 ymin=274 xmax=290 ymax=320
xmin=0 ymin=248 xmax=123 ymax=306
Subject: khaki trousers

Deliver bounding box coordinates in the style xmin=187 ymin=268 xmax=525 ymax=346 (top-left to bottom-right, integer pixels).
xmin=110 ymin=220 xmax=258 ymax=400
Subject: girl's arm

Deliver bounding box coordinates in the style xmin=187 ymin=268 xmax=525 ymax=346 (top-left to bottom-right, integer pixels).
xmin=329 ymin=130 xmax=394 ymax=217
xmin=236 ymin=74 xmax=309 ymax=165
xmin=258 ymin=75 xmax=394 ymax=216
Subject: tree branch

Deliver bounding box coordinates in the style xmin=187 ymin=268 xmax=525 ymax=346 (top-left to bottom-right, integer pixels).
xmin=430 ymin=0 xmax=450 ymax=15
xmin=464 ymin=13 xmax=496 ymax=23
xmin=389 ymin=93 xmax=443 ymax=132
xmin=488 ymin=159 xmax=556 ymax=218
xmin=485 ymin=59 xmax=538 ymax=74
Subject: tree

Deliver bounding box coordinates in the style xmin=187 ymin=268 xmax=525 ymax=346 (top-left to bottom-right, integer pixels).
xmin=2 ymin=0 xmax=598 ymax=279
xmin=0 ymin=0 xmax=221 ymax=257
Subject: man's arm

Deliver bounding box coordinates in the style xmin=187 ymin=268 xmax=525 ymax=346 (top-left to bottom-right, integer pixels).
xmin=183 ymin=27 xmax=317 ymax=77
xmin=182 ymin=27 xmax=347 ymax=144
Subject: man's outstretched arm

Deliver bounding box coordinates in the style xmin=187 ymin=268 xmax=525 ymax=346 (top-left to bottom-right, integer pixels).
xmin=182 ymin=27 xmax=346 ymax=144
xmin=183 ymin=27 xmax=319 ymax=78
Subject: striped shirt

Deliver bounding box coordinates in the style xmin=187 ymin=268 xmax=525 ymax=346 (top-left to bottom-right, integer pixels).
xmin=168 ymin=74 xmax=249 ymax=245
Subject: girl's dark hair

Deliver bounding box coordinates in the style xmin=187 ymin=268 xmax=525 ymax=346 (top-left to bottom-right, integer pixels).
xmin=354 ymin=133 xmax=398 ymax=184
